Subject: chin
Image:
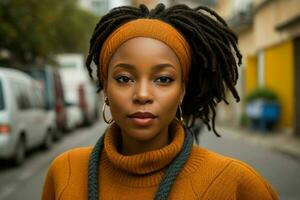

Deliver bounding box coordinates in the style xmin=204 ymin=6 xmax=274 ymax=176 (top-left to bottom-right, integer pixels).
xmin=125 ymin=127 xmax=160 ymax=141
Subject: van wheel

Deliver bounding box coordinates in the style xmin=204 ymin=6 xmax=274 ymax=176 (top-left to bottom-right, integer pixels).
xmin=13 ymin=138 xmax=26 ymax=166
xmin=42 ymin=130 xmax=53 ymax=150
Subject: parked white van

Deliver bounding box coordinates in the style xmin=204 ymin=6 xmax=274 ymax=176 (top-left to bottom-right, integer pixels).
xmin=0 ymin=67 xmax=55 ymax=165
xmin=56 ymin=54 xmax=99 ymax=128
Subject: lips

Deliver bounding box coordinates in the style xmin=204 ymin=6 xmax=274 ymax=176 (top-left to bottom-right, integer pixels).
xmin=128 ymin=112 xmax=157 ymax=119
xmin=128 ymin=112 xmax=157 ymax=126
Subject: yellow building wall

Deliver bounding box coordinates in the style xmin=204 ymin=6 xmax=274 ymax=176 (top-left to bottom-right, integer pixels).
xmin=254 ymin=0 xmax=300 ymax=51
xmin=245 ymin=56 xmax=258 ymax=95
xmin=264 ymin=40 xmax=294 ymax=127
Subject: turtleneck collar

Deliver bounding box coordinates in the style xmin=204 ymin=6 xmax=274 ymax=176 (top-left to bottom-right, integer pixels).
xmin=103 ymin=120 xmax=185 ymax=175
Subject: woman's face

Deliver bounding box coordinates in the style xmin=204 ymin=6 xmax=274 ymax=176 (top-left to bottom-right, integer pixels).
xmin=104 ymin=37 xmax=185 ymax=144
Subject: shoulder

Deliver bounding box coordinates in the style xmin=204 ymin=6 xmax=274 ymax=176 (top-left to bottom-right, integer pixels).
xmin=42 ymin=147 xmax=93 ymax=200
xmin=190 ymin=146 xmax=267 ymax=181
xmin=186 ymin=146 xmax=233 ymax=175
xmin=46 ymin=147 xmax=93 ymax=185
xmin=188 ymin=147 xmax=279 ymax=199
xmin=49 ymin=147 xmax=93 ymax=170
xmin=222 ymin=158 xmax=279 ymax=199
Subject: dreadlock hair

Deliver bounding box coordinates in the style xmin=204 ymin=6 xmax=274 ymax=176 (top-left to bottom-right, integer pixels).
xmin=86 ymin=3 xmax=242 ymax=140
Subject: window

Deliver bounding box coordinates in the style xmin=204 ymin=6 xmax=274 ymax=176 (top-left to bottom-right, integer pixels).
xmin=31 ymin=85 xmax=45 ymax=109
xmin=11 ymin=81 xmax=31 ymax=110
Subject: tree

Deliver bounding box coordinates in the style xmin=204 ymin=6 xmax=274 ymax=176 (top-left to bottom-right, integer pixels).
xmin=0 ymin=0 xmax=98 ymax=66
xmin=53 ymin=1 xmax=99 ymax=54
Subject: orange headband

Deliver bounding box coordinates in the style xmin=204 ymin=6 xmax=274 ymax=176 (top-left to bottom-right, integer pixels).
xmin=99 ymin=19 xmax=192 ymax=84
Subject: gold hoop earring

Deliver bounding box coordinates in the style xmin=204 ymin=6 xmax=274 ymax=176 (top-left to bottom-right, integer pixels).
xmin=176 ymin=104 xmax=184 ymax=125
xmin=102 ymin=98 xmax=114 ymax=124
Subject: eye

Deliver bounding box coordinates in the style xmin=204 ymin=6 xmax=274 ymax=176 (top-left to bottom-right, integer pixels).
xmin=155 ymin=76 xmax=174 ymax=84
xmin=115 ymin=75 xmax=133 ymax=83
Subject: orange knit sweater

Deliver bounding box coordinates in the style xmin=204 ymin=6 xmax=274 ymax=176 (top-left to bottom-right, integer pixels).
xmin=42 ymin=122 xmax=279 ymax=200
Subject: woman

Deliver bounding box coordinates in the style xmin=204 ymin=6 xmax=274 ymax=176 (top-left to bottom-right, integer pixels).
xmin=42 ymin=3 xmax=279 ymax=200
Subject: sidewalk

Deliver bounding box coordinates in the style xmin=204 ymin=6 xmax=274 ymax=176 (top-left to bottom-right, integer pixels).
xmin=217 ymin=125 xmax=300 ymax=160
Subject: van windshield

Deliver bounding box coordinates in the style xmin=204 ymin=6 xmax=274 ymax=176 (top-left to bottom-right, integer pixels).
xmin=0 ymin=80 xmax=4 ymax=110
xmin=23 ymin=69 xmax=51 ymax=108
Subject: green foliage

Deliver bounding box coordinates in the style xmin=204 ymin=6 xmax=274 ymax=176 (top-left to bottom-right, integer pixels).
xmin=0 ymin=0 xmax=99 ymax=66
xmin=53 ymin=1 xmax=99 ymax=54
xmin=244 ymin=87 xmax=279 ymax=103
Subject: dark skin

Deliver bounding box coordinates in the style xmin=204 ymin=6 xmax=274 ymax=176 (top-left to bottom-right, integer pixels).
xmin=103 ymin=37 xmax=186 ymax=155
xmin=86 ymin=4 xmax=243 ymax=139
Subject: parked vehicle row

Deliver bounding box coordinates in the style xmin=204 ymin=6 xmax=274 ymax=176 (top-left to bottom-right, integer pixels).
xmin=20 ymin=67 xmax=67 ymax=139
xmin=0 ymin=66 xmax=100 ymax=166
xmin=56 ymin=53 xmax=99 ymax=128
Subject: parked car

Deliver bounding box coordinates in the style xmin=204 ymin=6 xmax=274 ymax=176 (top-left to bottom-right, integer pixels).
xmin=78 ymin=82 xmax=99 ymax=125
xmin=0 ymin=67 xmax=55 ymax=165
xmin=21 ymin=66 xmax=67 ymax=138
xmin=64 ymin=100 xmax=82 ymax=131
xmin=56 ymin=54 xmax=99 ymax=127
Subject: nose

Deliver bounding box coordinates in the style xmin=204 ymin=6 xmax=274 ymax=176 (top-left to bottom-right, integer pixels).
xmin=132 ymin=79 xmax=153 ymax=105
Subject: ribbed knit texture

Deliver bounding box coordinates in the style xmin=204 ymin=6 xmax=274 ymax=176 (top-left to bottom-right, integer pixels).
xmin=89 ymin=121 xmax=193 ymax=200
xmin=42 ymin=120 xmax=279 ymax=200
xmin=154 ymin=125 xmax=193 ymax=200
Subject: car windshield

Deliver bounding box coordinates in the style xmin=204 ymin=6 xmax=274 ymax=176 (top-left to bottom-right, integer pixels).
xmin=23 ymin=69 xmax=53 ymax=108
xmin=25 ymin=69 xmax=46 ymax=82
xmin=0 ymin=79 xmax=4 ymax=110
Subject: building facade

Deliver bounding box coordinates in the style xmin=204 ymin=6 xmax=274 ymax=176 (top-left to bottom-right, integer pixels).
xmin=82 ymin=0 xmax=300 ymax=135
xmin=214 ymin=0 xmax=300 ymax=135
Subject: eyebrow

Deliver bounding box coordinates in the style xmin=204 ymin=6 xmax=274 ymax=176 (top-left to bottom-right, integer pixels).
xmin=113 ymin=63 xmax=176 ymax=71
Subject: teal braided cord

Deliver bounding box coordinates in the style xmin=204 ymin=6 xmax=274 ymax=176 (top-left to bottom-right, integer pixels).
xmin=88 ymin=133 xmax=105 ymax=200
xmin=154 ymin=126 xmax=194 ymax=200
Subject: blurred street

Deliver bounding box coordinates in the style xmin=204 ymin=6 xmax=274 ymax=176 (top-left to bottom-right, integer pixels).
xmin=199 ymin=127 xmax=300 ymax=200
xmin=0 ymin=121 xmax=107 ymax=200
xmin=0 ymin=121 xmax=299 ymax=200
xmin=1 ymin=0 xmax=300 ymax=200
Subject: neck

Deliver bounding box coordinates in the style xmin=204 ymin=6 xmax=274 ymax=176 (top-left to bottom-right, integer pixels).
xmin=120 ymin=126 xmax=170 ymax=155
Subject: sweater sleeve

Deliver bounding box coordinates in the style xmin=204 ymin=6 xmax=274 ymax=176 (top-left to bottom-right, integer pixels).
xmin=41 ymin=151 xmax=71 ymax=200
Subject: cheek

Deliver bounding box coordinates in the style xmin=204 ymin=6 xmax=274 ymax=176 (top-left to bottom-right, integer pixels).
xmin=106 ymin=83 xmax=129 ymax=114
xmin=155 ymin=86 xmax=181 ymax=116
